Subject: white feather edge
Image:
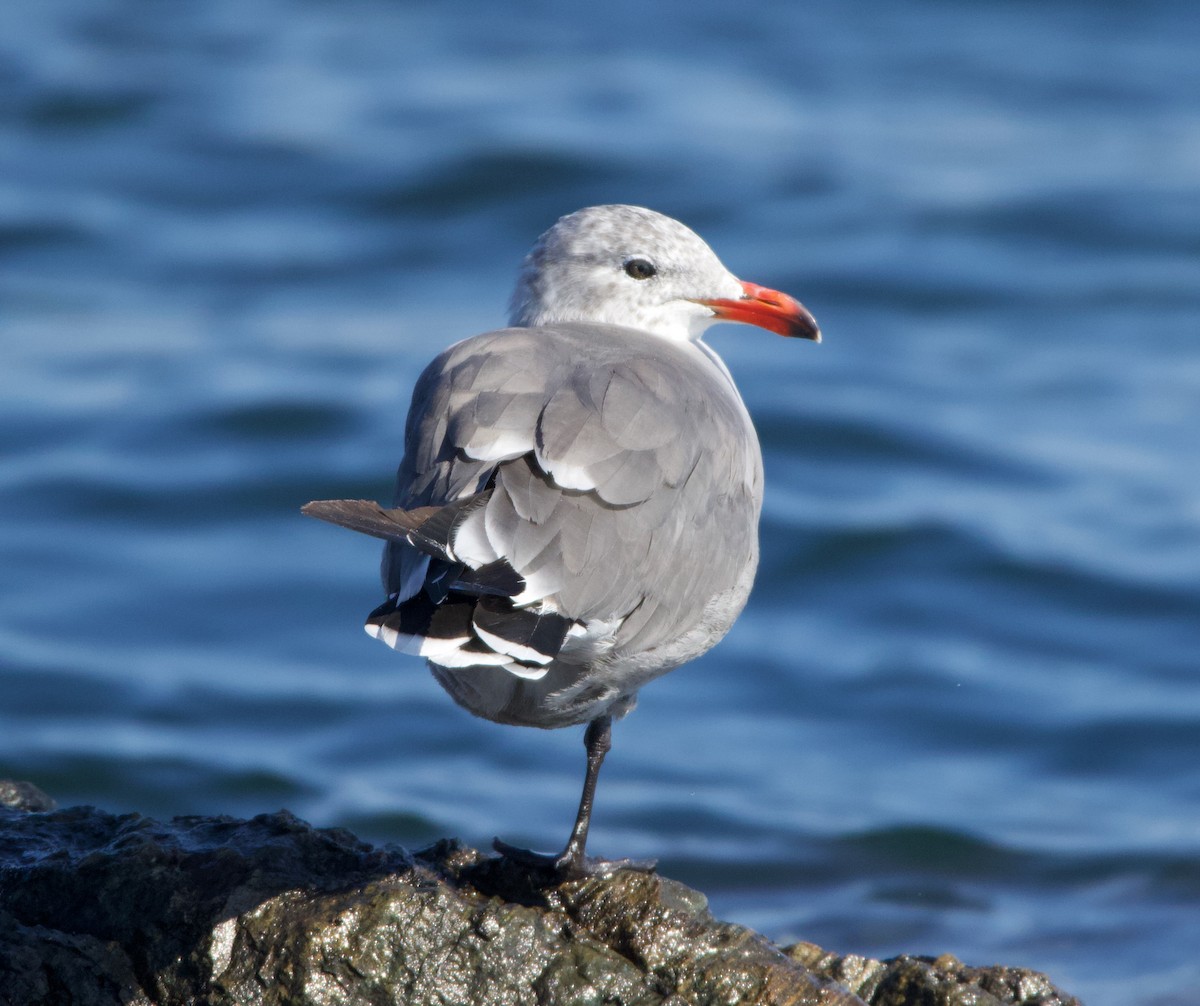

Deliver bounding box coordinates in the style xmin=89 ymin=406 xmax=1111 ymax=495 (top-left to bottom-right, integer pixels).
xmin=534 ymin=449 xmax=596 ymax=492
xmin=364 ymin=621 xmax=549 ymax=677
xmin=450 ymin=508 xmax=498 ymax=566
xmin=471 ymin=623 xmax=555 ymax=668
xmin=462 ymin=432 xmax=531 ymax=464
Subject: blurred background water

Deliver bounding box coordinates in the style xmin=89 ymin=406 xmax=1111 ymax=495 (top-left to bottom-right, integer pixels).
xmin=2 ymin=1 xmax=1198 ymax=1002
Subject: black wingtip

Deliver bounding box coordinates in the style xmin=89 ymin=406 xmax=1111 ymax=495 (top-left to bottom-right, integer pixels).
xmin=451 ymin=558 xmax=526 ymax=598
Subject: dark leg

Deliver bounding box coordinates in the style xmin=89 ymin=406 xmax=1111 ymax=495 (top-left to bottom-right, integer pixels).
xmin=494 ymin=715 xmax=655 ymax=879
xmin=558 ymin=715 xmax=612 ymax=867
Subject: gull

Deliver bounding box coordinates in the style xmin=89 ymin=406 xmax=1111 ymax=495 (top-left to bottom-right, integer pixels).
xmin=303 ymin=204 xmax=819 ymax=876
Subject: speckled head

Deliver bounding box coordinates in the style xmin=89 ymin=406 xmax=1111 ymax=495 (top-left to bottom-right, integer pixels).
xmin=507 ymin=205 xmax=819 ymax=344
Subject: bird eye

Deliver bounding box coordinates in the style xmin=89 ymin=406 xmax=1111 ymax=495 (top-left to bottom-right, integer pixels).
xmin=623 ymin=258 xmax=657 ymax=280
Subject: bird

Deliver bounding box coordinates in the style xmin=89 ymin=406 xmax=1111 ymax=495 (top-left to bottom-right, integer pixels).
xmin=303 ymin=204 xmax=819 ymax=877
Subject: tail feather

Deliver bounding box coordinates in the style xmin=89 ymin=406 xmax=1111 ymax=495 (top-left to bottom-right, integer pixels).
xmin=302 ymin=496 xmax=488 ymax=564
xmin=306 ymin=496 xmax=573 ymax=678
xmin=301 ymin=498 xmax=440 ymax=542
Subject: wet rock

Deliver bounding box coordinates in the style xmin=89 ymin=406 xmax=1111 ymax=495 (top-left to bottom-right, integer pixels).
xmin=0 ymin=782 xmax=1079 ymax=1006
xmin=786 ymin=943 xmax=1082 ymax=1006
xmin=0 ymin=780 xmax=56 ymax=812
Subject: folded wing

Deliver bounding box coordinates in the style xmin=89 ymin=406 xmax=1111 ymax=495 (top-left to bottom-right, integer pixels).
xmin=308 ymin=323 xmax=763 ymax=681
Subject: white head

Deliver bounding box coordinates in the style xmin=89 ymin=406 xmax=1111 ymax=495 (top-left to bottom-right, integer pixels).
xmin=508 ymin=205 xmax=819 ymax=344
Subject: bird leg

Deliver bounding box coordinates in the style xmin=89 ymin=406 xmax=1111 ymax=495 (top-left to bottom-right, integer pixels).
xmin=494 ymin=715 xmax=656 ymax=879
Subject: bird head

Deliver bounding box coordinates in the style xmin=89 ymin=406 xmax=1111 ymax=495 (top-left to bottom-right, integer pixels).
xmin=508 ymin=205 xmax=820 ymax=344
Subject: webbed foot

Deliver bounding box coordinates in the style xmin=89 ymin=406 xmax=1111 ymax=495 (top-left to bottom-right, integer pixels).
xmin=493 ymin=837 xmax=656 ymax=880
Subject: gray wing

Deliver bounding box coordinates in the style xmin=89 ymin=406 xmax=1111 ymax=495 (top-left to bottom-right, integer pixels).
xmin=383 ymin=322 xmax=764 ymax=659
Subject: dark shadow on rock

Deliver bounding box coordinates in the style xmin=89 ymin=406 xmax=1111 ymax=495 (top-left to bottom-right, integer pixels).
xmin=0 ymin=781 xmax=1080 ymax=1006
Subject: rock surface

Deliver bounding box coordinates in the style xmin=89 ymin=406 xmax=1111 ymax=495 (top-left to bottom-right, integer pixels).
xmin=0 ymin=781 xmax=1080 ymax=1006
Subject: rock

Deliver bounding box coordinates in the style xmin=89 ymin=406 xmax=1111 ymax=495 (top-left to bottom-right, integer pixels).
xmin=787 ymin=944 xmax=1081 ymax=1006
xmin=0 ymin=782 xmax=1079 ymax=1006
xmin=0 ymin=780 xmax=56 ymax=812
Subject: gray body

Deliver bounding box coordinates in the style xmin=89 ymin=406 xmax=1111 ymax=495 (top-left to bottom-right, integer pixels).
xmin=384 ymin=321 xmax=763 ymax=729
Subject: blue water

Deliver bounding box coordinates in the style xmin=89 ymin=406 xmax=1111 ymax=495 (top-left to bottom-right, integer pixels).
xmin=2 ymin=2 xmax=1198 ymax=1002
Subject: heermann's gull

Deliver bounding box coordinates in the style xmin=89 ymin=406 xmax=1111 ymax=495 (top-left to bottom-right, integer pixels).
xmin=303 ymin=204 xmax=819 ymax=876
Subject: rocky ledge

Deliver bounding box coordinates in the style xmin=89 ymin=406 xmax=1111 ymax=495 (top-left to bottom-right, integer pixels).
xmin=0 ymin=781 xmax=1079 ymax=1006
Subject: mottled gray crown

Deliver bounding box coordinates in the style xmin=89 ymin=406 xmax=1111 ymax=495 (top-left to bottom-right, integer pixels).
xmin=507 ymin=204 xmax=743 ymax=341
